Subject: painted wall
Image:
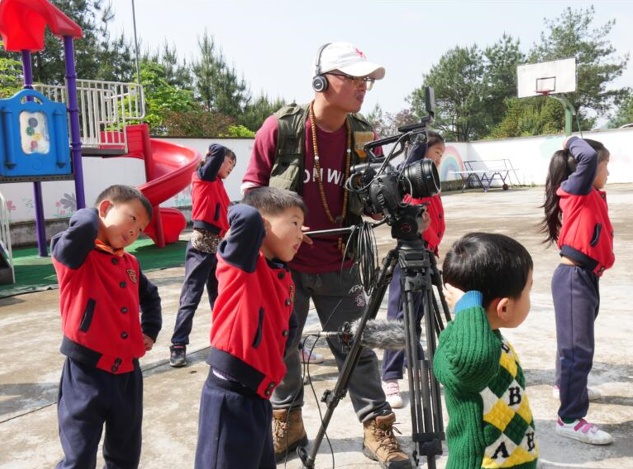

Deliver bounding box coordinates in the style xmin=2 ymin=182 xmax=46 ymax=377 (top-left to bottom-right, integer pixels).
xmin=1 ymin=129 xmax=632 ymax=225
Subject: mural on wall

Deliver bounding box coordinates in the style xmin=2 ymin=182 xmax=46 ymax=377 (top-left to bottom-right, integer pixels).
xmin=5 ymin=200 xmax=16 ymax=222
xmin=438 ymin=145 xmax=465 ymax=182
xmin=54 ymin=193 xmax=76 ymax=218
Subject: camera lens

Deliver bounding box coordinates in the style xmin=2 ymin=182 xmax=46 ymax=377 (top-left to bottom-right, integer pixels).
xmin=401 ymin=159 xmax=440 ymax=199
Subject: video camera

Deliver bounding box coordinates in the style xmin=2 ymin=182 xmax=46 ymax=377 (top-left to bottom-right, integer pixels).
xmin=346 ymin=87 xmax=440 ymax=241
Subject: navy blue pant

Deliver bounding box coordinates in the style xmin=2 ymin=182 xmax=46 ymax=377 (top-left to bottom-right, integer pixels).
xmin=171 ymin=240 xmax=219 ymax=345
xmin=552 ymin=264 xmax=600 ymax=421
xmin=381 ymin=265 xmax=424 ymax=382
xmin=195 ymin=369 xmax=275 ymax=469
xmin=56 ymin=358 xmax=143 ymax=469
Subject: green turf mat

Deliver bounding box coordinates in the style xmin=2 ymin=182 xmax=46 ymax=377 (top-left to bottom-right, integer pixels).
xmin=0 ymin=238 xmax=187 ymax=299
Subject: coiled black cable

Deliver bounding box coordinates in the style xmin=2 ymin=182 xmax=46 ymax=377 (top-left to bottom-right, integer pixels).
xmin=342 ymin=219 xmax=379 ymax=294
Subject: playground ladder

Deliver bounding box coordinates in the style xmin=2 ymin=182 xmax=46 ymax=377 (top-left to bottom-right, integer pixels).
xmin=0 ymin=190 xmax=15 ymax=285
xmin=35 ymin=79 xmax=145 ymax=154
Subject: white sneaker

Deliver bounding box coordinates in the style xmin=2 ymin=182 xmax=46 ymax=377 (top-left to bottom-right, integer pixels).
xmin=300 ymin=348 xmax=324 ymax=364
xmin=552 ymin=385 xmax=602 ymax=401
xmin=555 ymin=418 xmax=613 ymax=445
xmin=383 ymin=380 xmax=404 ymax=409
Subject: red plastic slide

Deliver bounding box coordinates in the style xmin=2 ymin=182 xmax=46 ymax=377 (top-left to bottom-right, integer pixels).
xmin=124 ymin=124 xmax=201 ymax=247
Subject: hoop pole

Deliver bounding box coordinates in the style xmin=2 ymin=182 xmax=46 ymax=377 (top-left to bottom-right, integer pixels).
xmin=556 ymin=96 xmax=575 ymax=137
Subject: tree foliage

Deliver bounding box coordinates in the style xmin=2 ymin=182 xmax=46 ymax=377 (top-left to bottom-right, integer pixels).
xmin=238 ymin=95 xmax=286 ymax=133
xmin=0 ymin=57 xmax=23 ymax=98
xmin=608 ymin=91 xmax=633 ymax=128
xmin=410 ymin=45 xmax=488 ymax=141
xmin=144 ymin=42 xmax=193 ymax=90
xmin=139 ymin=59 xmax=197 ymax=135
xmin=489 ymin=97 xmax=566 ymax=138
xmin=192 ymin=32 xmax=250 ymax=116
xmin=366 ymin=104 xmax=419 ymax=138
xmin=483 ymin=35 xmax=526 ymax=133
xmin=409 ymin=7 xmax=628 ymax=140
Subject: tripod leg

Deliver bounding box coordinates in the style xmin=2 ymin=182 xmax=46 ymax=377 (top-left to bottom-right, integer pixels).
xmin=430 ymin=255 xmax=452 ymax=326
xmin=399 ymin=248 xmax=445 ymax=469
xmin=402 ymin=287 xmax=423 ymax=467
xmin=431 ymin=291 xmax=444 ymax=336
xmin=298 ymin=250 xmax=398 ymax=469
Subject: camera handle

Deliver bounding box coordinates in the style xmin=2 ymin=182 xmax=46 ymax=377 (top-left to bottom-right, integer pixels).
xmin=298 ymin=239 xmax=449 ymax=469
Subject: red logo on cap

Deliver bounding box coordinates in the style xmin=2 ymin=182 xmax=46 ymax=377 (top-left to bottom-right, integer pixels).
xmin=355 ymin=48 xmax=366 ymax=59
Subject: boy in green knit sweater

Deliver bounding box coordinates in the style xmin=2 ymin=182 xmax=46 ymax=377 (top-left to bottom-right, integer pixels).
xmin=434 ymin=232 xmax=538 ymax=469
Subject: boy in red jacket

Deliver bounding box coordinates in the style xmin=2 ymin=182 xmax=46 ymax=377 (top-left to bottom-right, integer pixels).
xmin=195 ymin=186 xmax=306 ymax=469
xmin=169 ymin=143 xmax=236 ymax=367
xmin=51 ymin=184 xmax=162 ymax=468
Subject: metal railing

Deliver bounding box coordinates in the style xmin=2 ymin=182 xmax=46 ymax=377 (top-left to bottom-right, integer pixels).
xmin=0 ymin=191 xmax=15 ymax=284
xmin=34 ymin=79 xmax=145 ymax=151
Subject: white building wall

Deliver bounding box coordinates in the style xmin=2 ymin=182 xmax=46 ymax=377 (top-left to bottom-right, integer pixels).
xmin=1 ymin=129 xmax=632 ymax=225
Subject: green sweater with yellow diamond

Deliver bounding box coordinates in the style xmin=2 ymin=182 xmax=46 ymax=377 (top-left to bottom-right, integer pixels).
xmin=433 ymin=291 xmax=538 ymax=469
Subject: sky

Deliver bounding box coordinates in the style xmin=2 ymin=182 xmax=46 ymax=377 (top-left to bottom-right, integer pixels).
xmin=109 ymin=0 xmax=633 ymax=117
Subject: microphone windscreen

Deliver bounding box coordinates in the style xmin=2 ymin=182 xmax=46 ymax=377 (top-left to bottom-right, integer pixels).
xmin=350 ymin=318 xmax=407 ymax=350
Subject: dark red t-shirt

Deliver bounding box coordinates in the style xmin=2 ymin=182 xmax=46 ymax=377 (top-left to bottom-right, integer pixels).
xmin=242 ymin=115 xmax=353 ymax=273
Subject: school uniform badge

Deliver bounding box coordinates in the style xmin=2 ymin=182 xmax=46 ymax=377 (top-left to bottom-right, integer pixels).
xmin=127 ymin=269 xmax=138 ymax=284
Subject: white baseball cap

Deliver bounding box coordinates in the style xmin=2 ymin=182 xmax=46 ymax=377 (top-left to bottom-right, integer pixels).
xmin=314 ymin=42 xmax=385 ymax=80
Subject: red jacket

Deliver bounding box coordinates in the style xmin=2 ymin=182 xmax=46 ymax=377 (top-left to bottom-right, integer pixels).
xmin=190 ymin=173 xmax=230 ymax=235
xmin=207 ymin=204 xmax=297 ymax=399
xmin=406 ymin=193 xmax=445 ymax=256
xmin=51 ymin=209 xmax=162 ymax=374
xmin=557 ymin=187 xmax=614 ymax=276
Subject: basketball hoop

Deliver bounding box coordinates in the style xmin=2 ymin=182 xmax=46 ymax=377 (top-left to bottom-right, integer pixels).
xmin=517 ymin=58 xmax=576 ymax=98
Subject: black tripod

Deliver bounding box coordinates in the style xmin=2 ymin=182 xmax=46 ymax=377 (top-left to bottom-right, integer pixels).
xmin=298 ymin=236 xmax=451 ymax=469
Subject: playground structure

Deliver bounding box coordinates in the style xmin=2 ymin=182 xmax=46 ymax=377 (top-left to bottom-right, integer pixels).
xmin=0 ymin=0 xmax=201 ymax=285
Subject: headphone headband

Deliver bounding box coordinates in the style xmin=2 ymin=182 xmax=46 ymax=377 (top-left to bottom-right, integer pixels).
xmin=312 ymin=42 xmax=332 ymax=92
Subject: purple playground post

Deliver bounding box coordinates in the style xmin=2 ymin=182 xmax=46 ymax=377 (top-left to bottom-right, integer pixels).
xmin=21 ymin=50 xmax=48 ymax=257
xmin=63 ymin=36 xmax=86 ymax=211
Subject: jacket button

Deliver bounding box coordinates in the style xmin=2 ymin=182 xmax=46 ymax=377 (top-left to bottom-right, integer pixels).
xmin=282 ymin=330 xmax=289 ymax=337
xmin=111 ymin=258 xmax=119 ymax=265
xmin=111 ymin=358 xmax=122 ymax=372
xmin=119 ymin=281 xmax=127 ymax=288
xmin=120 ymin=307 xmax=128 ymax=314
xmin=285 ymin=299 xmax=291 ymax=306
xmin=278 ymin=272 xmax=285 ymax=279
xmin=265 ymin=389 xmax=272 ymax=396
xmin=121 ymin=332 xmax=128 ymax=339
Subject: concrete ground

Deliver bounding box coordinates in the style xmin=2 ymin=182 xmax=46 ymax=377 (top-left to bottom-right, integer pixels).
xmin=2 ymin=184 xmax=633 ymax=469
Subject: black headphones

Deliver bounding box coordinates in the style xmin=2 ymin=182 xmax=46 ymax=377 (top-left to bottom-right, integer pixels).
xmin=312 ymin=42 xmax=331 ymax=92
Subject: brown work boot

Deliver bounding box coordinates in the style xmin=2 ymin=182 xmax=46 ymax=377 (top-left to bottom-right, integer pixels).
xmin=363 ymin=412 xmax=412 ymax=468
xmin=272 ymin=408 xmax=308 ymax=462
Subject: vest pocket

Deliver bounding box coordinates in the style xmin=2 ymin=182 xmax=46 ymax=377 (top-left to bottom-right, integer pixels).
xmin=252 ymin=307 xmax=264 ymax=348
xmin=79 ymin=299 xmax=96 ymax=332
xmin=590 ymin=223 xmax=602 ymax=246
xmin=270 ymin=154 xmax=302 ymax=192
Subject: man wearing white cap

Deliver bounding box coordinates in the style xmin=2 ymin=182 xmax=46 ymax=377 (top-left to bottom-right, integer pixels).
xmin=242 ymin=42 xmax=412 ymax=468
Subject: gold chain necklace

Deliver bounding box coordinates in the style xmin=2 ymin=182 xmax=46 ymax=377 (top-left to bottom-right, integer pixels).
xmin=309 ymin=101 xmax=352 ymax=226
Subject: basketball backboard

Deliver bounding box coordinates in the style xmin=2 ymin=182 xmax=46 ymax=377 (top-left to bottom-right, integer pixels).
xmin=517 ymin=58 xmax=576 ymax=98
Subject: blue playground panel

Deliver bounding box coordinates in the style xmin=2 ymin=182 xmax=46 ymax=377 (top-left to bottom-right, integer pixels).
xmin=0 ymin=89 xmax=71 ymax=181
